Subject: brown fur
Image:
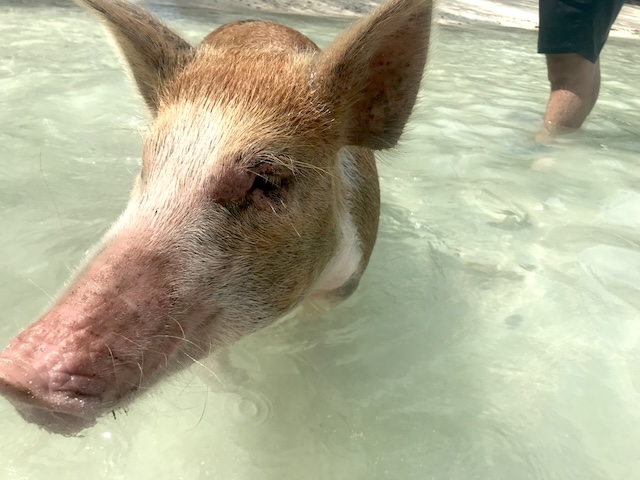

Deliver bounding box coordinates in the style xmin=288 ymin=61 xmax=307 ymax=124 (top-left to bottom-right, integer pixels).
xmin=202 ymin=20 xmax=319 ymax=52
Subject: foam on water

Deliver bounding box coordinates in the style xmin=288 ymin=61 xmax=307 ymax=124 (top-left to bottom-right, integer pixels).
xmin=1 ymin=2 xmax=640 ymax=479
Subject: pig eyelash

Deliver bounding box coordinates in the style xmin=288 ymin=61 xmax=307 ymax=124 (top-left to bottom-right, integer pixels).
xmin=247 ymin=153 xmax=294 ymax=194
xmin=251 ymin=172 xmax=284 ymax=193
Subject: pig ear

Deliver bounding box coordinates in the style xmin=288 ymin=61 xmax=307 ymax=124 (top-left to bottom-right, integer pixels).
xmin=314 ymin=0 xmax=432 ymax=150
xmin=75 ymin=0 xmax=194 ymax=114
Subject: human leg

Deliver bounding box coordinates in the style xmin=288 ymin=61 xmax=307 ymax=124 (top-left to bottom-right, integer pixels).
xmin=536 ymin=0 xmax=623 ymax=141
xmin=539 ymin=54 xmax=600 ymax=138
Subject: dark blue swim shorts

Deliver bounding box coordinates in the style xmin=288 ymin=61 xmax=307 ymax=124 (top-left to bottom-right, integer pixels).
xmin=537 ymin=0 xmax=624 ymax=63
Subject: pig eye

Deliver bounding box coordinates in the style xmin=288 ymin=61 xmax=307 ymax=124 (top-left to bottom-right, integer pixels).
xmin=251 ymin=172 xmax=283 ymax=193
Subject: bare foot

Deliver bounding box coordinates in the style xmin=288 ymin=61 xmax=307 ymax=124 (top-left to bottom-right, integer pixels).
xmin=530 ymin=156 xmax=557 ymax=172
xmin=535 ymin=121 xmax=577 ymax=145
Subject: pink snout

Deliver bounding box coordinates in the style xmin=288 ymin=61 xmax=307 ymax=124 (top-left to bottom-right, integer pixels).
xmin=0 ymin=236 xmax=200 ymax=435
xmin=0 ymin=355 xmax=103 ymax=435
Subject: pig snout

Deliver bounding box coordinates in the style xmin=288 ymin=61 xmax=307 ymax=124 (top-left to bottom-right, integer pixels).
xmin=0 ymin=236 xmax=198 ymax=435
xmin=0 ymin=357 xmax=101 ymax=435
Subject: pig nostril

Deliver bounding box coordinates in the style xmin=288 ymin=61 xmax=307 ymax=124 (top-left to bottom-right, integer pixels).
xmin=0 ymin=357 xmax=42 ymax=396
xmin=49 ymin=371 xmax=108 ymax=398
xmin=0 ymin=364 xmax=103 ymax=435
xmin=0 ymin=356 xmax=105 ymax=420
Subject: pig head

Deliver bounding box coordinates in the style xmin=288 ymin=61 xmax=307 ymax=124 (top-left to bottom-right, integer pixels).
xmin=0 ymin=0 xmax=432 ymax=435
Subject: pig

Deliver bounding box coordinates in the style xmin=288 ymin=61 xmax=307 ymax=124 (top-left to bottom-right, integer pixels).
xmin=0 ymin=0 xmax=432 ymax=435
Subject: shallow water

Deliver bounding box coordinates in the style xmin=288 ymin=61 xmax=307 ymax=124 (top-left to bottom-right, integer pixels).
xmin=1 ymin=1 xmax=640 ymax=479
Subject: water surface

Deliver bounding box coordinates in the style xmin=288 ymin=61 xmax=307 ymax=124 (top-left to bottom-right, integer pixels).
xmin=1 ymin=2 xmax=640 ymax=479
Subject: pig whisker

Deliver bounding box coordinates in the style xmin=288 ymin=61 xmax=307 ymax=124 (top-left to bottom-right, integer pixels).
xmin=176 ymin=368 xmax=200 ymax=397
xmin=291 ymin=220 xmax=302 ymax=238
xmin=137 ymin=360 xmax=144 ymax=391
xmin=183 ymin=352 xmax=223 ymax=386
xmin=111 ymin=331 xmax=144 ymax=347
xmin=25 ymin=278 xmax=55 ymax=301
xmin=292 ymin=161 xmax=336 ymax=179
xmin=195 ymin=385 xmax=208 ymax=429
xmin=105 ymin=343 xmax=121 ymax=396
xmin=107 ymin=333 xmax=150 ymax=389
xmin=149 ymin=334 xmax=208 ymax=356
xmin=176 ymin=369 xmax=211 ymax=430
xmin=167 ymin=298 xmax=201 ymax=316
xmin=165 ymin=314 xmax=187 ymax=341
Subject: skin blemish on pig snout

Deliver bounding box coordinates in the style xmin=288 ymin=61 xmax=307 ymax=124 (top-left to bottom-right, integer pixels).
xmin=209 ymin=167 xmax=255 ymax=206
xmin=210 ymin=159 xmax=293 ymax=209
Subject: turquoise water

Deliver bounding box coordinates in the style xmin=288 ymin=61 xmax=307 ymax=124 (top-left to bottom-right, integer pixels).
xmin=1 ymin=1 xmax=640 ymax=479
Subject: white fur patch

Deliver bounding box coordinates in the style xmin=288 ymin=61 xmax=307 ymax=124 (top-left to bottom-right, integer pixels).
xmin=310 ymin=149 xmax=362 ymax=295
